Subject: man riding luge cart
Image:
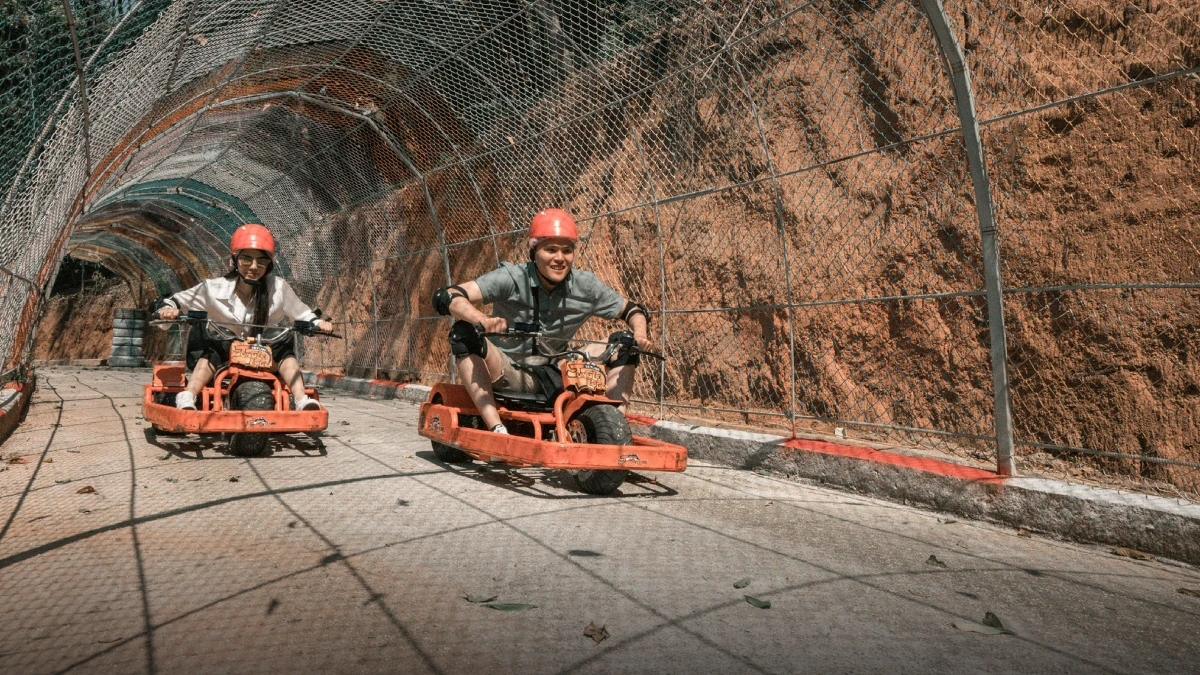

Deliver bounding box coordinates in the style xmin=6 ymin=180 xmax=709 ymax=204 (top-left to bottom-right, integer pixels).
xmin=143 ymin=224 xmax=341 ymax=456
xmin=418 ymin=208 xmax=687 ymax=495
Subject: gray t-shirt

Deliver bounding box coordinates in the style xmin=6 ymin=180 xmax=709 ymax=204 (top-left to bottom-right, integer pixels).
xmin=475 ymin=262 xmax=627 ymax=362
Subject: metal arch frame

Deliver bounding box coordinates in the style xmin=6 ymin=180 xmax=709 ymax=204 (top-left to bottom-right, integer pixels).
xmin=85 ymin=51 xmax=543 ymax=223
xmin=85 ymin=187 xmax=251 ymax=274
xmin=74 ymin=200 xmax=215 ymax=277
xmin=920 ymin=0 xmax=1014 ymax=475
xmin=86 ymin=83 xmax=452 ymax=376
xmin=71 ymin=217 xmax=203 ymax=289
xmin=219 ymin=40 xmax=574 ymax=212
xmin=119 ymin=0 xmax=294 ymax=205
xmin=0 ymin=0 xmax=153 ymax=226
xmin=86 ymin=58 xmax=510 ymax=312
xmin=166 ymin=0 xmax=404 ymax=192
xmin=65 ymin=230 xmax=184 ymax=296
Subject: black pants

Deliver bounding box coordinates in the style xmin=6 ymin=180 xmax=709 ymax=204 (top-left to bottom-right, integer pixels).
xmin=186 ymin=329 xmax=296 ymax=371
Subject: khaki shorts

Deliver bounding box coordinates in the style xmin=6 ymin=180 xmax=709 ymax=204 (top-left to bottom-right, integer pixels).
xmin=491 ymin=350 xmax=542 ymax=394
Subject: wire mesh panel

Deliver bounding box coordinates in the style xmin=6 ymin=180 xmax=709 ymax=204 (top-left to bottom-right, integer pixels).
xmin=1 ymin=0 xmax=1197 ymax=497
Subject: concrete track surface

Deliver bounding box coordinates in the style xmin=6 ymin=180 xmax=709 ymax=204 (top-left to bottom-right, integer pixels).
xmin=1 ymin=367 xmax=1198 ymax=675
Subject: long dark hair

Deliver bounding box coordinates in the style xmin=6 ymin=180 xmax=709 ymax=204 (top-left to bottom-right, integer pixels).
xmin=225 ymin=259 xmax=272 ymax=336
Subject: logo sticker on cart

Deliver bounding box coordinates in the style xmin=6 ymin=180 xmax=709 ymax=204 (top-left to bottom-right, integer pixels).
xmin=429 ymin=415 xmax=444 ymax=434
xmin=246 ymin=417 xmax=274 ymax=428
xmin=618 ymin=453 xmax=646 ymax=466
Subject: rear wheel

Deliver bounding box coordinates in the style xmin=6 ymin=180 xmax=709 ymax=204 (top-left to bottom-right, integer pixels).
xmin=429 ymin=394 xmax=473 ymax=463
xmin=569 ymin=405 xmax=631 ymax=495
xmin=228 ymin=380 xmax=275 ymax=457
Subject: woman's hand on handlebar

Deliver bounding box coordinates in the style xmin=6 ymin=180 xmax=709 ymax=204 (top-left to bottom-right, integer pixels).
xmin=479 ymin=316 xmax=507 ymax=334
xmin=157 ymin=307 xmax=179 ymax=320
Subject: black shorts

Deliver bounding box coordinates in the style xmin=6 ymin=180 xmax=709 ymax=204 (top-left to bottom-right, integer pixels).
xmin=186 ymin=330 xmax=296 ymax=371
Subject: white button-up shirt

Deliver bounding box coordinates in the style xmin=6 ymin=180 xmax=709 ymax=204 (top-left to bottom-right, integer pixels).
xmin=163 ymin=276 xmax=317 ymax=337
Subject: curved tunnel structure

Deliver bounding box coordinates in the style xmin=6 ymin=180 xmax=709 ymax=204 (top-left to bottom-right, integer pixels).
xmin=1 ymin=0 xmax=1199 ymax=491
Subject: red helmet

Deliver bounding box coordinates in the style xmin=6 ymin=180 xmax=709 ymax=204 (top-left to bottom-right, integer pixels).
xmin=528 ymin=208 xmax=578 ymax=249
xmin=230 ymin=223 xmax=275 ymax=258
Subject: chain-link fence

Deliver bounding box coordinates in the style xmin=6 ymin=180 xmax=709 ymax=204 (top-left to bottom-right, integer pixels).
xmin=1 ymin=0 xmax=1197 ymax=498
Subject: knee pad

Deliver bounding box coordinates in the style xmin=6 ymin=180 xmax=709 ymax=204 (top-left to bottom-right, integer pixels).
xmin=449 ymin=320 xmax=488 ymax=358
xmin=607 ymin=331 xmax=640 ymax=367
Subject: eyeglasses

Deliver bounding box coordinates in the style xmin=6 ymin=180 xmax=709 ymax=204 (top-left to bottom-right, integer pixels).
xmin=236 ymin=254 xmax=271 ymax=267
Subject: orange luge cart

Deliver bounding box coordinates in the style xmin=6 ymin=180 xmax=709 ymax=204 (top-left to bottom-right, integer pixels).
xmin=419 ymin=328 xmax=687 ymax=495
xmin=143 ymin=312 xmax=340 ymax=456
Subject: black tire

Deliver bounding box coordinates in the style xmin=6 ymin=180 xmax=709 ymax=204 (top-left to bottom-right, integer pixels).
xmin=432 ymin=441 xmax=470 ymax=463
xmin=569 ymin=405 xmax=631 ymax=495
xmin=432 ymin=413 xmax=479 ymax=463
xmin=113 ymin=327 xmax=143 ymax=338
xmin=110 ymin=346 xmax=142 ymax=358
xmin=112 ymin=337 xmax=145 ymax=347
xmin=228 ymin=380 xmax=275 ymax=457
xmin=114 ymin=309 xmax=147 ymax=320
xmin=113 ymin=318 xmax=147 ymax=330
xmin=107 ymin=356 xmax=146 ymax=367
xmin=152 ymin=392 xmax=177 ymax=406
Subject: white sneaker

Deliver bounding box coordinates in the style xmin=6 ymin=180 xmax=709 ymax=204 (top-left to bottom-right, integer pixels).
xmin=175 ymin=391 xmax=197 ymax=410
xmin=490 ymin=424 xmax=508 ymax=435
xmin=296 ymin=395 xmax=321 ymax=411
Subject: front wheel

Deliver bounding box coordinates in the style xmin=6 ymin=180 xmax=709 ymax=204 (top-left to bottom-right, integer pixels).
xmin=568 ymin=405 xmax=631 ymax=495
xmin=228 ymin=380 xmax=275 ymax=457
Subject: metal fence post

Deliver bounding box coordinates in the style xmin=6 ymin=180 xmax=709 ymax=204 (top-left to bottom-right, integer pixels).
xmin=920 ymin=0 xmax=1015 ymax=475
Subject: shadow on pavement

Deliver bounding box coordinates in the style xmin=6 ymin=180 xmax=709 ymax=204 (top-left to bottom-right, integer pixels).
xmin=414 ymin=450 xmax=679 ymax=500
xmin=143 ymin=427 xmax=328 ymax=459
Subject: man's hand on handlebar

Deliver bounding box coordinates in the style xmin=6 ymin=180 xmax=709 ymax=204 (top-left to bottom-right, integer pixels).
xmin=157 ymin=307 xmax=179 ymax=320
xmin=479 ymin=316 xmax=507 ymax=334
xmin=315 ymin=319 xmax=332 ymax=333
xmin=633 ymin=331 xmax=653 ymax=354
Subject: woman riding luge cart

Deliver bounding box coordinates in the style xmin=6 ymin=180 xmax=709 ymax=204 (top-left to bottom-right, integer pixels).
xmin=143 ymin=224 xmax=341 ymax=456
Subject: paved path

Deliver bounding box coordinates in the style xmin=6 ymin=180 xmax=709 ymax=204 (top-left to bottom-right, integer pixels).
xmin=1 ymin=366 xmax=1198 ymax=674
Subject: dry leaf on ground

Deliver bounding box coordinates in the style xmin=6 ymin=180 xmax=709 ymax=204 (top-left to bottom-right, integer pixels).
xmin=954 ymin=612 xmax=1014 ymax=635
xmin=463 ymin=594 xmax=497 ymax=604
xmin=733 ymin=577 xmax=751 ymax=589
xmin=1177 ymin=588 xmax=1200 ymax=598
xmin=1017 ymin=528 xmax=1031 ymax=537
xmin=75 ymin=485 xmax=95 ymax=494
xmin=1112 ymin=546 xmax=1154 ymax=561
xmin=926 ymin=555 xmax=948 ymax=568
xmin=583 ymin=622 xmax=609 ymax=644
xmin=953 ymin=620 xmax=1006 ymax=635
xmin=744 ymin=595 xmax=770 ymax=609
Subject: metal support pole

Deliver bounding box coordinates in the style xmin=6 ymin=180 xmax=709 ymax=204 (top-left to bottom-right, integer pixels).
xmin=61 ymin=0 xmax=92 ymax=175
xmin=921 ymin=0 xmax=1015 ymax=475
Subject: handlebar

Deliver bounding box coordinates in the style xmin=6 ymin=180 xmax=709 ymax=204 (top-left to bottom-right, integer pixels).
xmin=477 ymin=325 xmax=665 ymax=362
xmin=149 ymin=314 xmax=342 ymax=339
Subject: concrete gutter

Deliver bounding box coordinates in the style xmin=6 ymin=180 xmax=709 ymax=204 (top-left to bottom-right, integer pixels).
xmin=304 ymin=370 xmax=1200 ymax=565
xmin=0 ymin=376 xmax=35 ymax=446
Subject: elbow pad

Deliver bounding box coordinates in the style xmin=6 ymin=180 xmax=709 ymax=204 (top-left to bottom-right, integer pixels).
xmin=619 ymin=301 xmax=652 ymax=325
xmin=433 ymin=285 xmax=469 ymax=316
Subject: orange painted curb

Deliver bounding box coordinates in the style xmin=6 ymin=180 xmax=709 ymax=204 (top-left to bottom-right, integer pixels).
xmin=781 ymin=437 xmax=1003 ymax=483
